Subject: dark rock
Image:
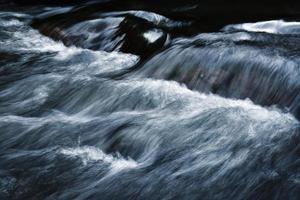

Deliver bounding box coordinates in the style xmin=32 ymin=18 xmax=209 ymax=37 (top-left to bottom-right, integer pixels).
xmin=117 ymin=15 xmax=168 ymax=57
xmin=31 ymin=11 xmax=168 ymax=58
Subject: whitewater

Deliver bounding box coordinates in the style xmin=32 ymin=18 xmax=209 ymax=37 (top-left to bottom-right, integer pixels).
xmin=0 ymin=3 xmax=300 ymax=200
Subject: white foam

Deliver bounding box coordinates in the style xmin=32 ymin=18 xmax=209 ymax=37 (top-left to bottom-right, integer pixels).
xmin=0 ymin=110 xmax=95 ymax=126
xmin=9 ymin=29 xmax=69 ymax=53
xmin=1 ymin=22 xmax=139 ymax=74
xmin=61 ymin=146 xmax=138 ymax=172
xmin=120 ymin=78 xmax=297 ymax=122
xmin=224 ymin=20 xmax=300 ymax=35
xmin=0 ymin=11 xmax=28 ymax=18
xmin=143 ymin=29 xmax=163 ymax=43
xmin=0 ymin=19 xmax=23 ymax=26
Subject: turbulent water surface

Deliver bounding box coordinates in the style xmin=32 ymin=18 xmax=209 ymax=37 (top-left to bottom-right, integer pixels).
xmin=1 ymin=1 xmax=300 ymax=200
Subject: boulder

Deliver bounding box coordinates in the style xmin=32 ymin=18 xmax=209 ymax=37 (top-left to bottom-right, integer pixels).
xmin=117 ymin=15 xmax=168 ymax=57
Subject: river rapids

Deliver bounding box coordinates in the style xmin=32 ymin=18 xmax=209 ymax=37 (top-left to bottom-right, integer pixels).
xmin=0 ymin=1 xmax=300 ymax=200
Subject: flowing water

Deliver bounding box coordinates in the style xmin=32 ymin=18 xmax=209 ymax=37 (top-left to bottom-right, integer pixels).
xmin=0 ymin=3 xmax=300 ymax=200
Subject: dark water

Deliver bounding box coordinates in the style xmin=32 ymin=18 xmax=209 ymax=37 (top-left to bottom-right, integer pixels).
xmin=1 ymin=2 xmax=300 ymax=200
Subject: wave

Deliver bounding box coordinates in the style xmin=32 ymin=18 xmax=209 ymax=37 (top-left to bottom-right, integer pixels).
xmin=61 ymin=146 xmax=138 ymax=172
xmin=136 ymin=31 xmax=300 ymax=119
xmin=1 ymin=5 xmax=300 ymax=200
xmin=224 ymin=20 xmax=300 ymax=35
